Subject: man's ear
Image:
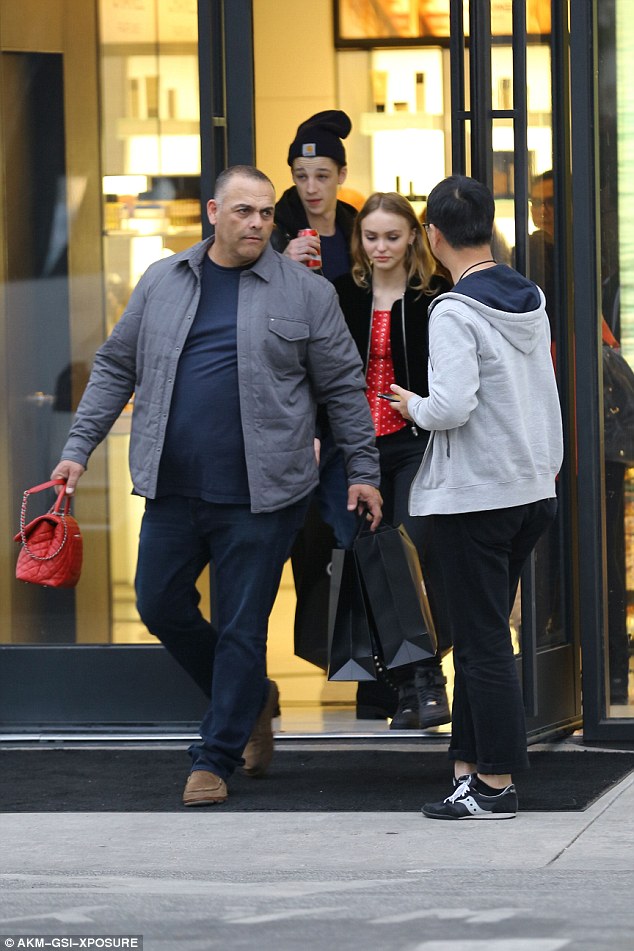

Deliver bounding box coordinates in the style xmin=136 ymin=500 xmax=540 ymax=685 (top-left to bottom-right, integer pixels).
xmin=207 ymin=199 xmax=218 ymax=226
xmin=338 ymin=166 xmax=348 ymax=186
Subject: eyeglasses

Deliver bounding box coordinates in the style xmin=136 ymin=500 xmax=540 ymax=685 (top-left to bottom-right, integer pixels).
xmin=530 ymin=197 xmax=554 ymax=210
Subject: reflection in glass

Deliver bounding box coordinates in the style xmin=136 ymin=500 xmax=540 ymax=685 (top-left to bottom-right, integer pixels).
xmin=98 ymin=0 xmax=202 ymax=647
xmin=336 ymin=0 xmax=551 ymax=43
xmin=597 ymin=0 xmax=634 ymax=713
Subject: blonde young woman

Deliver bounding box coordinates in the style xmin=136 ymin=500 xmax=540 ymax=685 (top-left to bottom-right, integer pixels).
xmin=334 ymin=192 xmax=452 ymax=730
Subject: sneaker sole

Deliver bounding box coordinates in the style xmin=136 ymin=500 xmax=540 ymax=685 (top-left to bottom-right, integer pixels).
xmin=422 ymin=808 xmax=516 ymax=820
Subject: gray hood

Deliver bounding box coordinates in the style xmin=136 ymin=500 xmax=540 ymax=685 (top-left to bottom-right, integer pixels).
xmin=430 ymin=287 xmax=547 ymax=354
xmin=429 ymin=263 xmax=547 ymax=354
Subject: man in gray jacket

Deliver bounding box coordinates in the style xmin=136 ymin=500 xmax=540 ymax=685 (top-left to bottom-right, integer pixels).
xmin=391 ymin=175 xmax=563 ymax=820
xmin=52 ymin=165 xmax=382 ymax=806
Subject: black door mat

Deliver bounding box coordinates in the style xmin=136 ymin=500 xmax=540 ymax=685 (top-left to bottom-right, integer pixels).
xmin=2 ymin=748 xmax=633 ymax=812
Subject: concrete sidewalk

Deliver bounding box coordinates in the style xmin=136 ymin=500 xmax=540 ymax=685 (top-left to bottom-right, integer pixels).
xmin=1 ymin=744 xmax=633 ymax=951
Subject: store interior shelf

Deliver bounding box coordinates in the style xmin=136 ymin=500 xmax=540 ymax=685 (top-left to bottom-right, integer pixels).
xmin=104 ymin=226 xmax=201 ymax=238
xmin=359 ymin=112 xmax=445 ymax=134
xmin=117 ymin=118 xmax=200 ymax=137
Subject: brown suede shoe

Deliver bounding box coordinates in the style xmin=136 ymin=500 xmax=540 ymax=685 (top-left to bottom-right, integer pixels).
xmin=182 ymin=769 xmax=228 ymax=806
xmin=242 ymin=679 xmax=279 ymax=778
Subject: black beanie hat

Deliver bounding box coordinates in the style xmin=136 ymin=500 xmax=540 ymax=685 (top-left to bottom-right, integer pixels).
xmin=287 ymin=110 xmax=352 ymax=167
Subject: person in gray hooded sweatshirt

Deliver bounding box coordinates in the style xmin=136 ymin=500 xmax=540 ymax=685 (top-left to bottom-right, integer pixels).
xmin=389 ymin=175 xmax=563 ymax=819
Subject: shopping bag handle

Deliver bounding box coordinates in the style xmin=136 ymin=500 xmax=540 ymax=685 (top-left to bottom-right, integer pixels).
xmin=352 ymin=506 xmax=397 ymax=542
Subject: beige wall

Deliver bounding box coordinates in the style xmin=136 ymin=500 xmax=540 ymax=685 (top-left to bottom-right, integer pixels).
xmin=253 ymin=0 xmax=338 ymax=198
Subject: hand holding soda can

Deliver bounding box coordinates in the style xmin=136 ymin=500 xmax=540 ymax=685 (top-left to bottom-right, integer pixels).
xmin=298 ymin=228 xmax=322 ymax=269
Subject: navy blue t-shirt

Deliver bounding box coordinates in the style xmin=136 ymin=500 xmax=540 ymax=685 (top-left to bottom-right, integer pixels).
xmin=156 ymin=254 xmax=251 ymax=503
xmin=320 ymin=226 xmax=350 ymax=282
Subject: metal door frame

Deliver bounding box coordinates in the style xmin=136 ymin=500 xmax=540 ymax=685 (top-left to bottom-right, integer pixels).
xmin=448 ymin=0 xmax=581 ymax=739
xmin=569 ymin=0 xmax=634 ymax=741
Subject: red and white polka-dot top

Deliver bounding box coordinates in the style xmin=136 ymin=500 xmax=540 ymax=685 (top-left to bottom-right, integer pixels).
xmin=366 ymin=309 xmax=407 ymax=438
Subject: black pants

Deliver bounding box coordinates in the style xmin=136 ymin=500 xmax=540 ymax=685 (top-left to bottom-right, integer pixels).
xmin=428 ymin=499 xmax=557 ymax=774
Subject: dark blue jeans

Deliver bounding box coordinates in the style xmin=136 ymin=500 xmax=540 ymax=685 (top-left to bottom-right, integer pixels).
xmin=428 ymin=499 xmax=557 ymax=774
xmin=313 ymin=431 xmax=357 ymax=549
xmin=135 ymin=495 xmax=308 ymax=779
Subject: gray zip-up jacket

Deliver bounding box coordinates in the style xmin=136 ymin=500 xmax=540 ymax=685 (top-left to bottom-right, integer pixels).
xmin=407 ymin=271 xmax=563 ymax=515
xmin=61 ymin=238 xmax=380 ymax=512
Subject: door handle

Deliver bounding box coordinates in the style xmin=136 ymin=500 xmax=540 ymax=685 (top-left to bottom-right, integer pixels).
xmin=25 ymin=391 xmax=55 ymax=406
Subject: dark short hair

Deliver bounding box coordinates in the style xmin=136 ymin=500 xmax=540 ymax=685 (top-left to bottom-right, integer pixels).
xmin=214 ymin=165 xmax=274 ymax=203
xmin=531 ymin=169 xmax=553 ymax=189
xmin=425 ymin=175 xmax=495 ymax=249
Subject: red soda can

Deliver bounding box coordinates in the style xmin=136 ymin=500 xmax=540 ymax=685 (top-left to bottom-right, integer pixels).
xmin=298 ymin=228 xmax=322 ymax=269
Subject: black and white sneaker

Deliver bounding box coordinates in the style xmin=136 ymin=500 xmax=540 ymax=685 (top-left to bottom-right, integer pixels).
xmin=422 ymin=776 xmax=518 ymax=820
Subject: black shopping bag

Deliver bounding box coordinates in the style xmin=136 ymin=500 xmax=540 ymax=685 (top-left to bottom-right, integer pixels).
xmin=354 ymin=523 xmax=437 ymax=669
xmin=327 ymin=546 xmax=377 ymax=681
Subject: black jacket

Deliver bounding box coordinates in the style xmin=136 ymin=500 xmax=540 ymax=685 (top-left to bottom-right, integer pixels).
xmin=271 ymin=186 xmax=357 ymax=252
xmin=333 ymin=273 xmax=451 ymax=401
xmin=272 ymin=187 xmax=357 ymax=440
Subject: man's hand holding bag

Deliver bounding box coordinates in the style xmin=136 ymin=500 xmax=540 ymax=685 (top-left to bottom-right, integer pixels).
xmin=14 ymin=479 xmax=83 ymax=588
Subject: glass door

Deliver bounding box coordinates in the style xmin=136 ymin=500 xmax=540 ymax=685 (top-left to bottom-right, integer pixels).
xmin=571 ymin=0 xmax=634 ymax=739
xmin=597 ymin=0 xmax=634 ymax=721
xmin=0 ymin=0 xmax=259 ymax=735
xmin=99 ymin=0 xmax=203 ymax=653
xmin=449 ymin=0 xmax=581 ymax=738
xmin=0 ymin=0 xmax=207 ymax=732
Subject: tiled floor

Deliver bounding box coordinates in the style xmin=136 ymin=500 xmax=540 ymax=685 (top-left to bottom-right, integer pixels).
xmin=274 ymin=703 xmax=452 ymax=738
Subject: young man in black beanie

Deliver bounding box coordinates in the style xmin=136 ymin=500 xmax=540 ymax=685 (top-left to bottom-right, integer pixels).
xmin=271 ymin=109 xmax=357 ymax=282
xmin=273 ymin=111 xmax=400 ymax=725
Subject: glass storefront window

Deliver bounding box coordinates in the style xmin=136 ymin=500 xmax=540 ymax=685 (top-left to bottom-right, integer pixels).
xmin=1 ymin=1 xmax=202 ymax=648
xmin=332 ymin=6 xmax=561 ymax=681
xmin=598 ymin=0 xmax=634 ymax=714
xmin=99 ymin=0 xmax=202 ymax=646
xmin=337 ymin=9 xmax=558 ymax=664
xmin=338 ymin=46 xmax=450 ymax=207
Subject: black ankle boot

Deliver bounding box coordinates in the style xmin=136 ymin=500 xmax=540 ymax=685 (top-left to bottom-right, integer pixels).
xmin=389 ymin=679 xmax=420 ymax=730
xmin=415 ymin=666 xmax=451 ymax=729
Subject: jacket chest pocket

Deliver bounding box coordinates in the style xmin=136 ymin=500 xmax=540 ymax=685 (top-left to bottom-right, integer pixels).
xmin=265 ymin=316 xmax=310 ymax=367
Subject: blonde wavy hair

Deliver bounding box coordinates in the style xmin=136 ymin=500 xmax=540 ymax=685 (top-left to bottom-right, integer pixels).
xmin=351 ymin=192 xmax=436 ymax=295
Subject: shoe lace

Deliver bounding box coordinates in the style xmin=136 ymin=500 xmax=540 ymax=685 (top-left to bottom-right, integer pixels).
xmin=445 ymin=777 xmax=473 ymax=803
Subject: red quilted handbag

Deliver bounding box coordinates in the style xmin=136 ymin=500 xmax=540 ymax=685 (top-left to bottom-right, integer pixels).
xmin=14 ymin=479 xmax=83 ymax=588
